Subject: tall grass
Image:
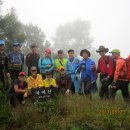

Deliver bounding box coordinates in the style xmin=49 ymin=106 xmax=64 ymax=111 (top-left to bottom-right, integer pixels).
xmin=0 ymin=92 xmax=130 ymax=130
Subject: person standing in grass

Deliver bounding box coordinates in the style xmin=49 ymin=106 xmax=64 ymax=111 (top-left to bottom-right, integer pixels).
xmin=8 ymin=41 xmax=24 ymax=80
xmin=76 ymin=49 xmax=97 ymax=95
xmin=96 ymin=46 xmax=114 ymax=99
xmin=66 ymin=49 xmax=80 ymax=94
xmin=26 ymin=44 xmax=40 ymax=76
xmin=54 ymin=50 xmax=67 ymax=77
xmin=110 ymin=49 xmax=130 ymax=102
xmin=38 ymin=48 xmax=54 ymax=79
xmin=0 ymin=39 xmax=10 ymax=91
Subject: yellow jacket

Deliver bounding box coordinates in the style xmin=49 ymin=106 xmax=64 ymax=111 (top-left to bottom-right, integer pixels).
xmin=27 ymin=74 xmax=43 ymax=90
xmin=42 ymin=78 xmax=57 ymax=88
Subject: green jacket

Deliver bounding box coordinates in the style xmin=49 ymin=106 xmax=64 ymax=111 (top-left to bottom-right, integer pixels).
xmin=54 ymin=58 xmax=67 ymax=76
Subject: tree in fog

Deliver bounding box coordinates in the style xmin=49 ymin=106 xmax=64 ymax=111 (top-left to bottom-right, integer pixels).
xmin=21 ymin=23 xmax=51 ymax=55
xmin=0 ymin=8 xmax=25 ymax=52
xmin=53 ymin=19 xmax=93 ymax=54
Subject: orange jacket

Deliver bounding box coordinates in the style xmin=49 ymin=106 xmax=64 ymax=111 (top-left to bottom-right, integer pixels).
xmin=114 ymin=56 xmax=127 ymax=82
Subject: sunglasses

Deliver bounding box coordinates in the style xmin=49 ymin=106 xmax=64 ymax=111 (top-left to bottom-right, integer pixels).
xmin=99 ymin=51 xmax=104 ymax=53
xmin=46 ymin=74 xmax=51 ymax=76
xmin=31 ymin=70 xmax=37 ymax=72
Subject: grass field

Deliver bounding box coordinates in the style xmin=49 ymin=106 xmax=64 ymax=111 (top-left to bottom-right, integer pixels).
xmin=0 ymin=92 xmax=130 ymax=130
xmin=0 ymin=79 xmax=130 ymax=130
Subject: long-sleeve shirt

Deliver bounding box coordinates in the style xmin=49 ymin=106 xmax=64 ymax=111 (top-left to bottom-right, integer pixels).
xmin=54 ymin=58 xmax=67 ymax=69
xmin=54 ymin=58 xmax=67 ymax=76
xmin=114 ymin=56 xmax=127 ymax=82
xmin=38 ymin=57 xmax=54 ymax=74
xmin=26 ymin=52 xmax=40 ymax=68
xmin=27 ymin=74 xmax=43 ymax=90
xmin=0 ymin=52 xmax=9 ymax=72
xmin=42 ymin=78 xmax=57 ymax=88
xmin=97 ymin=55 xmax=114 ymax=77
xmin=66 ymin=57 xmax=79 ymax=75
xmin=8 ymin=51 xmax=24 ymax=64
xmin=56 ymin=75 xmax=72 ymax=90
xmin=76 ymin=58 xmax=96 ymax=82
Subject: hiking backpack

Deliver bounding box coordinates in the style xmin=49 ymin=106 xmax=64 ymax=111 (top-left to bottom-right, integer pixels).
xmin=106 ymin=55 xmax=130 ymax=81
xmin=126 ymin=55 xmax=130 ymax=81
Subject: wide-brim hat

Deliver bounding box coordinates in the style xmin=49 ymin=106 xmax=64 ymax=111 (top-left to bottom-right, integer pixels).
xmin=80 ymin=49 xmax=91 ymax=57
xmin=30 ymin=44 xmax=37 ymax=48
xmin=96 ymin=46 xmax=109 ymax=53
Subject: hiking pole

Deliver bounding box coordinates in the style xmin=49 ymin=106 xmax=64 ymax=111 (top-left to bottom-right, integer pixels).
xmin=80 ymin=72 xmax=85 ymax=95
xmin=3 ymin=69 xmax=11 ymax=92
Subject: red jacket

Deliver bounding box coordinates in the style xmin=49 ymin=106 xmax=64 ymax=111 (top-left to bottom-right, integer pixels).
xmin=97 ymin=55 xmax=114 ymax=77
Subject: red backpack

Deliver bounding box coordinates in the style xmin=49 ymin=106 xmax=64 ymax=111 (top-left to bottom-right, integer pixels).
xmin=104 ymin=55 xmax=130 ymax=81
xmin=126 ymin=55 xmax=130 ymax=81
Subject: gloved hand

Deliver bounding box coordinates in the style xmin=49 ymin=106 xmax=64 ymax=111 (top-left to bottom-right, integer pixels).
xmin=24 ymin=92 xmax=28 ymax=98
xmin=75 ymin=75 xmax=78 ymax=81
xmin=6 ymin=73 xmax=11 ymax=78
xmin=81 ymin=64 xmax=86 ymax=70
xmin=66 ymin=89 xmax=70 ymax=95
xmin=91 ymin=64 xmax=95 ymax=71
xmin=111 ymin=82 xmax=117 ymax=89
xmin=101 ymin=76 xmax=110 ymax=83
xmin=47 ymin=64 xmax=51 ymax=68
xmin=91 ymin=80 xmax=95 ymax=84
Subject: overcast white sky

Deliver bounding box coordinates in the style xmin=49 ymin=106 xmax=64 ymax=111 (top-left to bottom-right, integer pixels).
xmin=2 ymin=0 xmax=130 ymax=57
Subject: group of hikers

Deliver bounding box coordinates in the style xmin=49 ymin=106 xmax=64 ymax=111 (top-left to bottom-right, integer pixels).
xmin=0 ymin=39 xmax=130 ymax=106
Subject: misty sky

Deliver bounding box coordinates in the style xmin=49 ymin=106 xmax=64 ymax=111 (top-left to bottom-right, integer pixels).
xmin=2 ymin=0 xmax=130 ymax=57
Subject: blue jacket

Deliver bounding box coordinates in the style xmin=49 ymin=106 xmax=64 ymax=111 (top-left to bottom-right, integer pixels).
xmin=8 ymin=51 xmax=24 ymax=64
xmin=38 ymin=57 xmax=54 ymax=74
xmin=66 ymin=57 xmax=79 ymax=75
xmin=76 ymin=58 xmax=96 ymax=82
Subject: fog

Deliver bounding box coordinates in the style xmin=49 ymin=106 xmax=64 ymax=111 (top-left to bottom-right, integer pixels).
xmin=2 ymin=0 xmax=130 ymax=57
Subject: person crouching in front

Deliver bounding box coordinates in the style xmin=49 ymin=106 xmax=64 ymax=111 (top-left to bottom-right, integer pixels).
xmin=56 ymin=66 xmax=72 ymax=95
xmin=27 ymin=66 xmax=43 ymax=93
xmin=42 ymin=71 xmax=57 ymax=88
xmin=8 ymin=72 xmax=28 ymax=107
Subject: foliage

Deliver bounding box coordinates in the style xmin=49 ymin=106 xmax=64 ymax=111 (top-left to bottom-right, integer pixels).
xmin=0 ymin=8 xmax=26 ymax=52
xmin=53 ymin=18 xmax=93 ymax=54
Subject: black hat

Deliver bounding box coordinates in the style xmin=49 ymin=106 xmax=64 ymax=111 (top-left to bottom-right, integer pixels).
xmin=80 ymin=49 xmax=91 ymax=57
xmin=12 ymin=39 xmax=21 ymax=47
xmin=96 ymin=46 xmax=109 ymax=53
xmin=13 ymin=42 xmax=20 ymax=47
xmin=58 ymin=50 xmax=63 ymax=54
xmin=30 ymin=44 xmax=37 ymax=48
xmin=68 ymin=49 xmax=74 ymax=53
